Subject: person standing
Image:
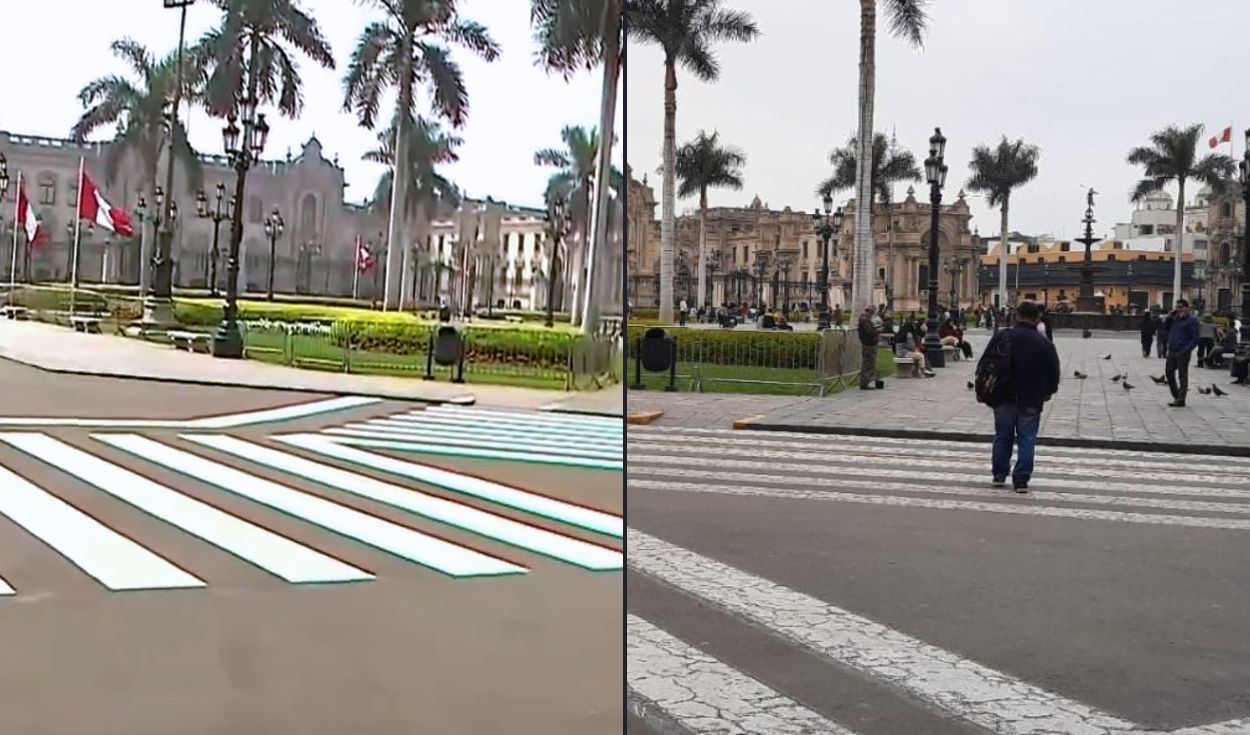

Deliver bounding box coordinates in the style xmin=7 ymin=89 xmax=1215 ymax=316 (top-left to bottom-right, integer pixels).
xmin=1139 ymin=312 xmax=1156 ymax=358
xmin=1165 ymin=299 xmax=1199 ymax=407
xmin=1196 ymin=315 xmax=1216 ymax=367
xmin=974 ymin=301 xmax=1060 ymax=493
xmin=1156 ymin=311 xmax=1171 ymax=358
xmin=858 ymin=304 xmax=881 ymax=390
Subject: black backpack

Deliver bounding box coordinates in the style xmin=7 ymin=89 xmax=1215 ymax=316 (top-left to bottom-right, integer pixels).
xmin=975 ymin=331 xmax=1014 ymax=407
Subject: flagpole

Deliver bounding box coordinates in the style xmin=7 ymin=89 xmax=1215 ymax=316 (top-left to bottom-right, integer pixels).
xmin=70 ymin=157 xmax=85 ymax=316
xmin=9 ymin=171 xmax=19 ymax=305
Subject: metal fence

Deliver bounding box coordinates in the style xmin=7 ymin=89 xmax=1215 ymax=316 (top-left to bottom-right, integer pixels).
xmin=628 ymin=327 xmax=866 ymax=396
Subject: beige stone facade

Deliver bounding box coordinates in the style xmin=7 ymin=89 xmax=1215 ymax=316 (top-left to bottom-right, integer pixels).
xmin=0 ymin=129 xmax=623 ymax=314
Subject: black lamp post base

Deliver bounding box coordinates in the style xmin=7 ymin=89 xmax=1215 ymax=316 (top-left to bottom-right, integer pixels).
xmin=924 ymin=336 xmax=946 ymax=368
xmin=212 ymin=319 xmax=244 ymax=358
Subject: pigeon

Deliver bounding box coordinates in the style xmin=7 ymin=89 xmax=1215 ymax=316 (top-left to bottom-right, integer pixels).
xmin=966 ymin=381 xmax=975 ymax=390
xmin=1122 ymin=381 xmax=1136 ymax=390
xmin=1111 ymin=374 xmax=1124 ymax=382
xmin=1102 ymin=354 xmax=1113 ymax=360
xmin=1197 ymin=386 xmax=1212 ymax=395
xmin=1149 ymin=375 xmax=1167 ymax=385
xmin=1074 ymin=371 xmax=1088 ymax=379
xmin=1213 ymin=384 xmax=1228 ymax=397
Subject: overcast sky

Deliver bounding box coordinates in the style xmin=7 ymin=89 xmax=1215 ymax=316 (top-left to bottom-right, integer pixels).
xmin=1 ymin=0 xmax=620 ymax=210
xmin=625 ymin=0 xmax=1248 ymax=240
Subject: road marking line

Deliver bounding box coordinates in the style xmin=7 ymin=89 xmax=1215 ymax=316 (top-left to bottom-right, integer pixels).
xmin=425 ymin=405 xmax=623 ymax=429
xmin=386 ymin=411 xmax=621 ymax=440
xmin=302 ymin=433 xmax=623 ymax=471
xmin=630 ymin=478 xmax=1250 ymax=533
xmin=278 ymin=435 xmax=622 ymax=538
xmin=98 ymin=435 xmax=524 ymax=578
xmin=324 ymin=426 xmax=622 ymax=460
xmin=630 ymin=467 xmax=1250 ymax=517
xmin=0 ymin=433 xmax=373 ymax=585
xmin=1169 ymin=718 xmax=1250 ymax=734
xmin=0 ymin=577 xmax=15 ymax=595
xmin=629 ymin=529 xmax=1140 ymax=735
xmin=189 ymin=435 xmax=622 ymax=571
xmin=628 ymin=614 xmax=859 ymax=735
xmin=0 ymin=461 xmax=204 ymax=591
xmin=630 ymin=453 xmax=1250 ymax=501
xmin=186 ymin=396 xmax=382 ymax=429
xmin=358 ymin=418 xmax=623 ymax=450
xmin=632 ymin=430 xmax=1250 ymax=479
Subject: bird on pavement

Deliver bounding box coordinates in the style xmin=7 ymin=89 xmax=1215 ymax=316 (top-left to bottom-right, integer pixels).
xmin=1149 ymin=375 xmax=1167 ymax=385
xmin=1213 ymin=384 xmax=1228 ymax=397
xmin=966 ymin=381 xmax=975 ymax=390
xmin=1102 ymin=354 xmax=1113 ymax=360
xmin=1123 ymin=381 xmax=1136 ymax=390
xmin=1111 ymin=374 xmax=1124 ymax=382
xmin=1074 ymin=370 xmax=1088 ymax=379
xmin=1197 ymin=386 xmax=1212 ymax=395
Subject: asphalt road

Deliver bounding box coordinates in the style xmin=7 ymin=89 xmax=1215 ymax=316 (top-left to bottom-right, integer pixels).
xmin=0 ymin=359 xmax=623 ymax=735
xmin=628 ymin=424 xmax=1250 ymax=735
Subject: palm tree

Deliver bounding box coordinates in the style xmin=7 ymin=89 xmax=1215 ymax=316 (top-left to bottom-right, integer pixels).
xmin=965 ymin=136 xmax=1041 ymax=309
xmin=1127 ymin=124 xmax=1235 ymax=306
xmin=676 ymin=130 xmax=745 ymax=308
xmin=626 ymin=0 xmax=758 ymax=324
xmin=816 ymin=132 xmax=920 ymax=204
xmin=366 ymin=115 xmax=463 ymax=307
xmin=342 ymin=0 xmax=499 ymax=311
xmin=849 ymin=0 xmax=928 ymax=313
xmin=531 ymin=0 xmax=622 ymax=333
xmin=70 ymin=39 xmax=205 ymax=209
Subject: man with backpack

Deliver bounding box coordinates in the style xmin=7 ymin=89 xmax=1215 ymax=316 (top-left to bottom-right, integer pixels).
xmin=974 ymin=301 xmax=1060 ymax=493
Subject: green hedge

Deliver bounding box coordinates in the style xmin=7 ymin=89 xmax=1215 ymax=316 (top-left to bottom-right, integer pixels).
xmin=325 ymin=319 xmax=580 ymax=370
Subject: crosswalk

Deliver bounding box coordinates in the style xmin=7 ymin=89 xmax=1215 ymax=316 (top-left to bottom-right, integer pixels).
xmin=0 ymin=407 xmax=622 ymax=597
xmin=628 ymin=425 xmax=1250 ymax=735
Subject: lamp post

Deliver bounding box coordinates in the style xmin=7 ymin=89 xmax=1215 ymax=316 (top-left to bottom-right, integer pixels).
xmin=1194 ymin=263 xmax=1207 ymax=314
xmin=546 ymin=195 xmax=570 ymax=328
xmin=1043 ymin=262 xmax=1051 ymax=307
xmin=813 ymin=194 xmax=843 ymax=330
xmin=922 ymin=127 xmax=948 ymax=368
xmin=196 ymin=182 xmax=233 ymax=296
xmin=1239 ymin=129 xmax=1250 ymax=342
xmin=1126 ymin=263 xmax=1135 ymax=313
xmin=778 ymin=251 xmax=795 ymax=315
xmin=213 ymin=95 xmax=270 ymax=358
xmin=706 ymin=249 xmax=722 ymax=308
xmin=1074 ymin=189 xmax=1100 ymax=312
xmin=1 ymin=154 xmax=12 ymax=290
xmin=753 ymin=250 xmax=770 ymax=309
xmin=263 ymin=207 xmax=284 ymax=301
xmin=945 ymin=256 xmax=967 ymax=312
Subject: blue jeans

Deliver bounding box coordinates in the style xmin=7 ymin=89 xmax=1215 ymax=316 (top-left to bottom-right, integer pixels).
xmin=992 ymin=403 xmax=1041 ymax=482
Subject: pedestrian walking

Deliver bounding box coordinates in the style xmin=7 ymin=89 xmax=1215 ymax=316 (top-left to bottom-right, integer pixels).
xmin=1156 ymin=311 xmax=1170 ymax=358
xmin=1139 ymin=312 xmax=1155 ymax=358
xmin=858 ymin=304 xmax=882 ymax=390
xmin=1165 ymin=299 xmax=1199 ymax=407
xmin=973 ymin=301 xmax=1060 ymax=493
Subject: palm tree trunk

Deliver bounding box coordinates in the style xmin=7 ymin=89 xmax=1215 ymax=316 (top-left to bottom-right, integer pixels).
xmin=580 ymin=1 xmax=621 ymax=336
xmin=383 ymin=36 xmax=414 ymax=311
xmin=998 ymin=194 xmax=1010 ymax=309
xmin=1173 ymin=178 xmax=1185 ymax=306
xmin=572 ymin=185 xmax=592 ymax=326
xmin=696 ymin=189 xmax=708 ymax=307
xmin=659 ymin=57 xmax=678 ymax=323
xmin=851 ymin=0 xmax=877 ymax=314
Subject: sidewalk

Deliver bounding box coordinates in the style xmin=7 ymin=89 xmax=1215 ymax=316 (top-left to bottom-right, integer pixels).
xmin=0 ymin=320 xmax=622 ymax=416
xmin=628 ymin=332 xmax=1250 ymax=454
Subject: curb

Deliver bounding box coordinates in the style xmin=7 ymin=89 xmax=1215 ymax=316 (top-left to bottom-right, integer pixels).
xmin=0 ymin=354 xmax=478 ymax=406
xmin=737 ymin=421 xmax=1250 ymax=459
xmin=627 ymin=410 xmax=664 ymax=425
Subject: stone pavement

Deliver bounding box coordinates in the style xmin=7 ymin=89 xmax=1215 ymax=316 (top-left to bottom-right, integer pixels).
xmin=628 ymin=331 xmax=1250 ymax=453
xmin=0 ymin=319 xmax=622 ymax=416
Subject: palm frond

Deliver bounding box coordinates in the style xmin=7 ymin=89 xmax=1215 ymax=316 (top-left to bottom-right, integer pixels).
xmin=883 ymin=0 xmax=929 ymax=48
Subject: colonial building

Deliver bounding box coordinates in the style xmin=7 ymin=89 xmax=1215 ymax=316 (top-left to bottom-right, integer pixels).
xmin=0 ymin=129 xmax=623 ymax=315
xmin=626 ymin=173 xmax=982 ymax=312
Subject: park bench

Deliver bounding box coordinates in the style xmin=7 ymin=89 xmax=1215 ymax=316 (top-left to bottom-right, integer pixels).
xmin=69 ymin=315 xmax=102 ymax=334
xmin=504 ymin=315 xmax=524 ymax=324
xmin=169 ymin=330 xmax=212 ymax=353
xmin=943 ymin=344 xmax=959 ymax=362
xmin=0 ymin=305 xmax=27 ymax=320
xmin=893 ymin=356 xmax=916 ymax=377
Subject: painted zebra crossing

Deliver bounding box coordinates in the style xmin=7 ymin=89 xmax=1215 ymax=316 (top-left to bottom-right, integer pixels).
xmin=300 ymin=405 xmax=624 ymax=470
xmin=628 ymin=426 xmax=1250 ymax=735
xmin=0 ymin=418 xmax=621 ymax=596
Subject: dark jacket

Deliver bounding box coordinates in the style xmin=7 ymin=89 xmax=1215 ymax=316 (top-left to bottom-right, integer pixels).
xmin=857 ymin=315 xmax=879 ymax=347
xmin=1167 ymin=312 xmax=1199 ymax=354
xmin=980 ymin=322 xmax=1061 ymax=409
xmin=1139 ymin=315 xmax=1156 ymax=338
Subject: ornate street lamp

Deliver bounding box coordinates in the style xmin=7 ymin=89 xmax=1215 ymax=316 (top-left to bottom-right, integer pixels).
xmin=813 ymin=194 xmax=843 ymax=330
xmin=263 ymin=207 xmax=284 ymax=301
xmin=778 ymin=251 xmax=795 ymax=315
xmin=196 ymin=182 xmax=234 ymax=296
xmin=922 ymin=127 xmax=948 ymax=367
xmin=705 ymin=249 xmax=723 ymax=308
xmin=546 ymin=195 xmax=571 ymax=328
xmin=213 ymin=96 xmax=270 ymax=358
xmin=1239 ymin=129 xmax=1250 ymax=342
xmin=753 ymin=250 xmax=771 ymax=309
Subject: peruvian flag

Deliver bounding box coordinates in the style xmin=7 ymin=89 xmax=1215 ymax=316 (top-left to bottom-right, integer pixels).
xmin=15 ymin=182 xmax=42 ymax=248
xmin=77 ymin=170 xmax=134 ymax=237
xmin=1210 ymin=125 xmax=1232 ymax=149
xmin=355 ymin=235 xmax=374 ymax=271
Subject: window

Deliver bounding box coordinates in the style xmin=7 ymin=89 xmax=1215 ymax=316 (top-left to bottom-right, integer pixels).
xmin=742 ymin=245 xmax=748 ymax=263
xmin=1107 ymin=254 xmax=1116 ymax=261
xmin=37 ymin=174 xmax=56 ymax=206
xmin=67 ymin=176 xmax=78 ymax=210
xmin=918 ymin=264 xmax=929 ymax=289
xmin=300 ymin=192 xmax=317 ymax=234
xmin=802 ymin=241 xmax=808 ymax=259
xmin=1222 ymin=202 xmax=1233 ymax=218
xmin=1058 ymin=256 xmax=1066 ymax=263
xmin=877 ymin=267 xmax=886 ymax=280
xmin=1138 ymin=254 xmax=1147 ymax=261
xmin=1060 ymin=242 xmax=1070 ymax=252
xmin=1139 ymin=225 xmax=1154 ymax=235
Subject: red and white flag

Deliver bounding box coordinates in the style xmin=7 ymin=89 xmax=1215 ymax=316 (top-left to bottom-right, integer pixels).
xmin=1210 ymin=125 xmax=1233 ymax=149
xmin=77 ymin=170 xmax=134 ymax=237
xmin=355 ymin=235 xmax=374 ymax=271
xmin=15 ymin=181 xmax=42 ymax=247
